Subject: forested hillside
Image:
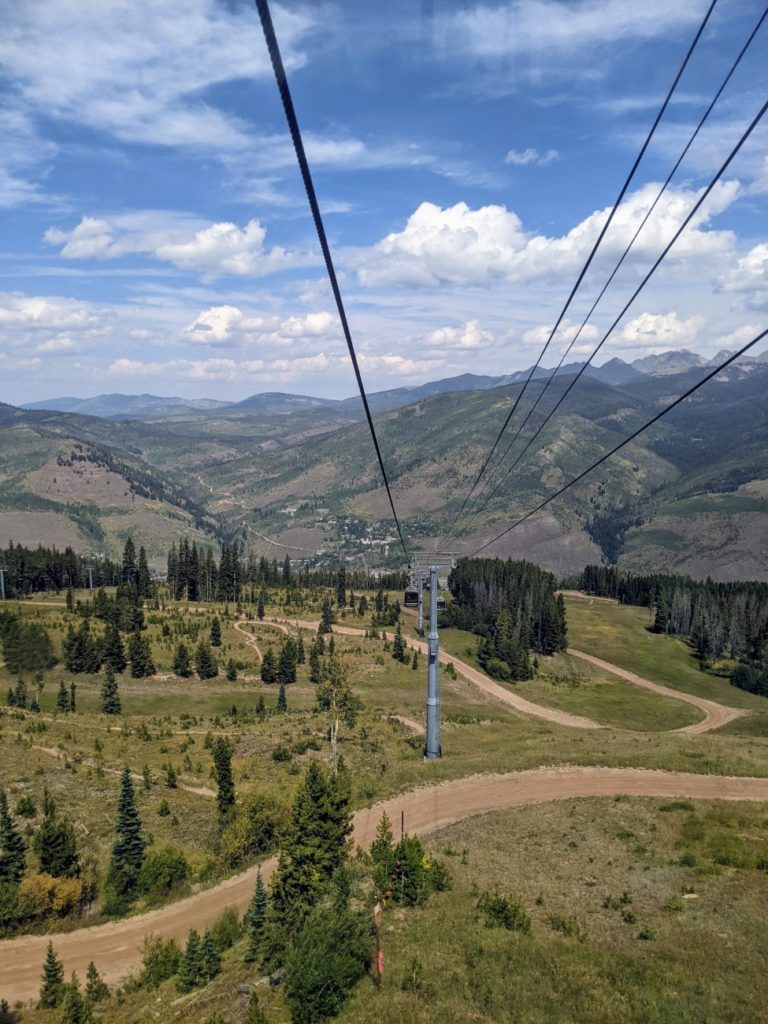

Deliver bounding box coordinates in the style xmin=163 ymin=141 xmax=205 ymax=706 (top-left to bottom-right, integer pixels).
xmin=1 ymin=362 xmax=767 ymax=580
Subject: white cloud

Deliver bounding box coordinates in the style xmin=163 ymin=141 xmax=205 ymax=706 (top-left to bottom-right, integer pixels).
xmin=717 ymin=243 xmax=768 ymax=310
xmin=106 ymin=352 xmax=335 ymax=385
xmin=619 ymin=312 xmax=705 ymax=351
xmin=44 ymin=213 xmax=314 ymax=279
xmin=183 ymin=306 xmax=338 ymax=349
xmin=505 ymin=148 xmax=558 ymax=167
xmin=522 ymin=318 xmax=599 ymax=347
xmin=0 ymin=109 xmax=58 ymax=209
xmin=0 ymin=0 xmax=315 ymax=152
xmin=442 ymin=1 xmax=699 ymax=60
xmin=423 ymin=320 xmax=493 ymax=350
xmin=357 ymin=182 xmax=740 ymax=289
xmin=358 ymin=353 xmax=446 ymax=378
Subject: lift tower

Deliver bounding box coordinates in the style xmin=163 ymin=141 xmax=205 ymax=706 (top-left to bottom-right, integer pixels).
xmin=410 ymin=553 xmax=455 ymax=760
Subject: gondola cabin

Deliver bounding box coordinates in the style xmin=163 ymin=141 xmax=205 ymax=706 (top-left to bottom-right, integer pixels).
xmin=403 ymin=582 xmax=446 ymax=611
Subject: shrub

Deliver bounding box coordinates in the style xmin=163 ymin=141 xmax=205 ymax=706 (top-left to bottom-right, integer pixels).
xmin=14 ymin=795 xmax=36 ymax=818
xmin=18 ymin=874 xmax=84 ymax=919
xmin=217 ymin=791 xmax=287 ymax=869
xmin=284 ymin=903 xmax=371 ymax=1024
xmin=379 ymin=836 xmax=451 ymax=907
xmin=211 ymin=905 xmax=241 ymax=951
xmin=477 ymin=890 xmax=531 ymax=934
xmin=138 ymin=846 xmax=190 ymax=900
xmin=547 ymin=914 xmax=583 ymax=940
xmin=140 ymin=934 xmax=182 ymax=989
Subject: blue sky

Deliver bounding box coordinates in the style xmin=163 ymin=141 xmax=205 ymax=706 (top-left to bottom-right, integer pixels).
xmin=0 ymin=0 xmax=766 ymax=403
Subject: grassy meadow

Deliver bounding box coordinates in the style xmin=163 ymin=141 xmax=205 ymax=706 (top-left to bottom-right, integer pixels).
xmin=3 ymin=584 xmax=768 ymax=1022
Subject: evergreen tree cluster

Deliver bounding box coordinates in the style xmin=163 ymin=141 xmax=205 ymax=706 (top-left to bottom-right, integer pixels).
xmin=37 ymin=944 xmax=109 ymax=1020
xmin=0 ymin=542 xmax=119 ymax=598
xmin=578 ymin=565 xmax=768 ymax=692
xmin=176 ymin=927 xmax=221 ymax=991
xmin=444 ymin=558 xmax=567 ymax=679
xmin=371 ymin=588 xmax=401 ymax=627
xmin=0 ymin=613 xmax=56 ymax=675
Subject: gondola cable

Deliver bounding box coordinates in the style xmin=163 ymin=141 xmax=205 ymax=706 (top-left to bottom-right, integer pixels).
xmin=448 ymin=4 xmax=768 ymax=539
xmin=455 ymin=93 xmax=768 ymax=535
xmin=438 ymin=0 xmax=719 ymax=549
xmin=255 ymin=0 xmax=410 ymax=563
xmin=467 ymin=324 xmax=768 ymax=557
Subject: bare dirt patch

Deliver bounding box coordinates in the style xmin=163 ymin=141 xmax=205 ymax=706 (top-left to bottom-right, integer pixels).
xmin=0 ymin=511 xmax=85 ymax=550
xmin=27 ymin=457 xmax=148 ymax=509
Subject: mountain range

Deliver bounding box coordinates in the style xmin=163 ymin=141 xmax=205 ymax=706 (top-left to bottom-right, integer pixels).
xmin=3 ymin=347 xmax=768 ymax=581
xmin=23 ymin=348 xmax=768 ymax=420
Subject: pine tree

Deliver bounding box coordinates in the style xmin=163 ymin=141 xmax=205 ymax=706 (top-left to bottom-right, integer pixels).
xmin=60 ymin=972 xmax=88 ymax=1024
xmin=370 ymin=813 xmax=394 ymax=866
xmin=392 ymin=623 xmax=406 ymax=663
xmin=38 ymin=941 xmax=65 ymax=1009
xmin=199 ymin=927 xmax=221 ymax=982
xmin=308 ymin=642 xmax=321 ymax=685
xmin=33 ymin=789 xmax=79 ymax=878
xmin=244 ymin=869 xmax=267 ymax=962
xmin=121 ymin=537 xmax=137 ymax=586
xmin=257 ymin=588 xmax=266 ymax=620
xmin=319 ymin=598 xmax=333 ymax=635
xmin=278 ymin=639 xmax=297 ymax=685
xmin=128 ymin=632 xmax=155 ymax=678
xmin=137 ymin=545 xmax=151 ymax=599
xmin=212 ymin=738 xmax=235 ymax=826
xmin=172 ymin=642 xmax=192 ymax=677
xmin=69 ymin=681 xmax=77 ymax=712
xmin=105 ymin=766 xmax=146 ymax=908
xmin=226 ymin=658 xmax=237 ymax=682
xmin=277 ymin=682 xmax=287 ymax=713
xmin=411 ymin=650 xmax=419 ymax=670
xmin=210 ymin=617 xmax=222 ymax=647
xmin=65 ymin=588 xmax=74 ymax=611
xmin=84 ymin=961 xmax=108 ymax=1005
xmin=245 ymin=992 xmax=269 ymax=1024
xmin=100 ymin=663 xmax=121 ymax=715
xmin=102 ymin=622 xmax=126 ymax=673
xmin=0 ymin=788 xmax=26 ymax=884
xmin=336 ymin=566 xmax=346 ymax=608
xmin=195 ymin=641 xmax=218 ymax=680
xmin=56 ymin=678 xmax=70 ymax=712
xmin=13 ymin=677 xmax=28 ymax=709
xmin=266 ymin=762 xmax=352 ymax=957
xmin=177 ymin=930 xmax=202 ymax=992
xmin=260 ymin=646 xmax=276 ymax=683
xmin=296 ymin=633 xmax=305 ymax=664
xmin=256 ymin=694 xmax=266 ymax=720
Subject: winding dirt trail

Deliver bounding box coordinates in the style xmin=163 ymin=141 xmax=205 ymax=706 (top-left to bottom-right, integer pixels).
xmin=279 ymin=617 xmax=603 ymax=730
xmin=275 ymin=617 xmax=745 ymax=735
xmin=567 ymin=649 xmax=744 ymax=734
xmin=234 ymin=619 xmax=264 ymax=661
xmin=3 ymin=765 xmax=768 ymax=1004
xmin=31 ymin=746 xmax=215 ymax=799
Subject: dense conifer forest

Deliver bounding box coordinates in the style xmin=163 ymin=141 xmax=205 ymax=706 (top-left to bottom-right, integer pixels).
xmin=443 ymin=558 xmax=567 ymax=680
xmin=577 ymin=565 xmax=768 ymax=695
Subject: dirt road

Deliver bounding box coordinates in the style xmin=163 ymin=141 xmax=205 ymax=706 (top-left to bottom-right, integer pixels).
xmin=276 ymin=617 xmax=744 ymax=736
xmin=279 ymin=617 xmax=602 ymax=730
xmin=567 ymin=649 xmax=744 ymax=734
xmin=3 ymin=765 xmax=767 ymax=1004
